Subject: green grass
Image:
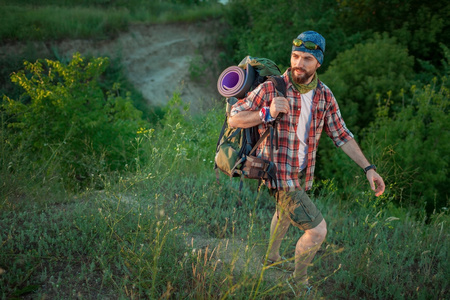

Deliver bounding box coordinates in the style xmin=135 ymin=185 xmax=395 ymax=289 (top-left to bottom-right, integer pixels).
xmin=0 ymin=12 xmax=448 ymax=295
xmin=1 ymin=95 xmax=449 ymax=299
xmin=0 ymin=5 xmax=129 ymax=41
xmin=0 ymin=1 xmax=224 ymax=42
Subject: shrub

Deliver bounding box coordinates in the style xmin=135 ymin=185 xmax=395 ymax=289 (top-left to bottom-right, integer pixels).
xmin=1 ymin=53 xmax=146 ymax=190
xmin=362 ymin=78 xmax=449 ymax=213
xmin=315 ymin=78 xmax=449 ymax=213
xmin=320 ymin=33 xmax=415 ymax=132
xmin=334 ymin=0 xmax=449 ymax=67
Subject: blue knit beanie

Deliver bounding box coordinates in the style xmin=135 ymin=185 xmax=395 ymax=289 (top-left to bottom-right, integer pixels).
xmin=292 ymin=31 xmax=325 ymax=65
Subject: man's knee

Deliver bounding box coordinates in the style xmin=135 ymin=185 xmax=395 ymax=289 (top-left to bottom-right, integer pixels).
xmin=307 ymin=219 xmax=327 ymax=241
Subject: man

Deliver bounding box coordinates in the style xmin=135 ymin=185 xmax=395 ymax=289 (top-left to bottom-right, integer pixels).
xmin=228 ymin=31 xmax=385 ymax=296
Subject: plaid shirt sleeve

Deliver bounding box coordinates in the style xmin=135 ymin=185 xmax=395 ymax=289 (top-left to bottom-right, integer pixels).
xmin=323 ymin=89 xmax=354 ymax=147
xmin=229 ymin=82 xmax=273 ymax=116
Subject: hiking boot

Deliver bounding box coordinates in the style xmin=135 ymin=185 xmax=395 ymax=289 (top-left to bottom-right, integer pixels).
xmin=285 ymin=273 xmax=313 ymax=298
xmin=261 ymin=256 xmax=295 ymax=272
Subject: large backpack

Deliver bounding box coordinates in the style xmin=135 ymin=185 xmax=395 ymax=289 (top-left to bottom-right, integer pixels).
xmin=214 ymin=56 xmax=286 ymax=189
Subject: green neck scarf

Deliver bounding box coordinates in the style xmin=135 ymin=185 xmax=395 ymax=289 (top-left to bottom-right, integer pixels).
xmin=289 ymin=71 xmax=318 ymax=94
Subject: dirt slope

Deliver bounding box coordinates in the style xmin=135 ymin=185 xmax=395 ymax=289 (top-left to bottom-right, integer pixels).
xmin=2 ymin=21 xmax=223 ymax=113
xmin=68 ymin=22 xmax=222 ymax=111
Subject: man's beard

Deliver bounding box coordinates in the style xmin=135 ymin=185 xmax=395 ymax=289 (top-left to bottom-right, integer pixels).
xmin=292 ymin=67 xmax=315 ymax=84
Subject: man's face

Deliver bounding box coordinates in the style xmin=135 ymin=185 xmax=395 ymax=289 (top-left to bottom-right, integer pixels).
xmin=290 ymin=51 xmax=321 ymax=84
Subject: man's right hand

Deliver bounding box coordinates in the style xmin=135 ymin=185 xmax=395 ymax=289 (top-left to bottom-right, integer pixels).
xmin=270 ymin=97 xmax=290 ymax=118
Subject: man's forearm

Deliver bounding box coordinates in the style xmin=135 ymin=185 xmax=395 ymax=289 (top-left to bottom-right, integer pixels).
xmin=341 ymin=138 xmax=386 ymax=196
xmin=340 ymin=138 xmax=371 ymax=169
xmin=228 ymin=111 xmax=262 ymax=128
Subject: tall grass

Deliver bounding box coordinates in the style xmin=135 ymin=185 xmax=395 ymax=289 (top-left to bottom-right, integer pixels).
xmin=0 ymin=5 xmax=129 ymax=41
xmin=1 ymin=89 xmax=448 ymax=299
xmin=0 ymin=1 xmax=224 ymax=42
xmin=314 ymin=179 xmax=449 ymax=299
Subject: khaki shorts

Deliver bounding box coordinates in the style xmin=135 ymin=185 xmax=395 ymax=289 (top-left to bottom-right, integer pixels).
xmin=272 ymin=189 xmax=323 ymax=230
xmin=270 ymin=171 xmax=323 ymax=230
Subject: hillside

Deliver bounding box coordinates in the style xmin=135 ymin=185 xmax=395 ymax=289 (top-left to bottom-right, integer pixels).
xmin=1 ymin=21 xmax=223 ymax=113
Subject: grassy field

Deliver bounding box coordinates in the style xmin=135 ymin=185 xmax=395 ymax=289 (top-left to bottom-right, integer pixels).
xmin=1 ymin=1 xmax=449 ymax=299
xmin=1 ymin=92 xmax=449 ymax=299
xmin=0 ymin=0 xmax=224 ymax=42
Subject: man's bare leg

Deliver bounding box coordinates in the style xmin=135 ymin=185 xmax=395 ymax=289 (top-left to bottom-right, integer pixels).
xmin=294 ymin=219 xmax=327 ymax=283
xmin=267 ymin=209 xmax=291 ymax=262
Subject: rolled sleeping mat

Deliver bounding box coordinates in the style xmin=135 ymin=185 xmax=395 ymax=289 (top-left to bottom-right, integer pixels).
xmin=217 ymin=63 xmax=255 ymax=98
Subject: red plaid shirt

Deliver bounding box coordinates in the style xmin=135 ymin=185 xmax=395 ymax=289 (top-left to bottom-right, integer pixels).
xmin=230 ymin=69 xmax=354 ymax=191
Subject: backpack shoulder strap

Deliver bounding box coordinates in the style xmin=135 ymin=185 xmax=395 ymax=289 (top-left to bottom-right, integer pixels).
xmin=266 ymin=75 xmax=286 ymax=97
xmin=265 ymin=75 xmax=286 ymax=153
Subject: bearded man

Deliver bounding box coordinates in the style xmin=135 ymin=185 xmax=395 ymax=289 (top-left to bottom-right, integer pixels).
xmin=228 ymin=30 xmax=385 ymax=296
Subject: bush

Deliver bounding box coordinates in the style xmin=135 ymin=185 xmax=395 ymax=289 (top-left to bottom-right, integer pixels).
xmin=1 ymin=53 xmax=146 ymax=190
xmin=315 ymin=78 xmax=449 ymax=214
xmin=363 ymin=78 xmax=449 ymax=213
xmin=320 ymin=33 xmax=415 ymax=132
xmin=334 ymin=0 xmax=449 ymax=67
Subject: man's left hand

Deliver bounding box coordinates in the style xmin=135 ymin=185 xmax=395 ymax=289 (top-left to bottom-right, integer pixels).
xmin=366 ymin=170 xmax=385 ymax=197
